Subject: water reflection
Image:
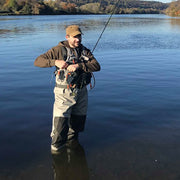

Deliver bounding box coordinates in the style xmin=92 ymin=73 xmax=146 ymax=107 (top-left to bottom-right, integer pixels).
xmin=170 ymin=18 xmax=180 ymax=29
xmin=0 ymin=26 xmax=36 ymax=37
xmin=0 ymin=29 xmax=11 ymax=34
xmin=51 ymin=141 xmax=89 ymax=180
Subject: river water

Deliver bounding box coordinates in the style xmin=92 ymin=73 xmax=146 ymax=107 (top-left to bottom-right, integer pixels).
xmin=1 ymin=14 xmax=180 ymax=180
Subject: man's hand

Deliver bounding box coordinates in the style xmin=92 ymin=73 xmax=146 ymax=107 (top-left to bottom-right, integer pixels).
xmin=67 ymin=64 xmax=79 ymax=72
xmin=55 ymin=60 xmax=68 ymax=69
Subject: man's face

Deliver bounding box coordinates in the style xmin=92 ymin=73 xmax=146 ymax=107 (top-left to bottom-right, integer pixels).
xmin=66 ymin=34 xmax=82 ymax=48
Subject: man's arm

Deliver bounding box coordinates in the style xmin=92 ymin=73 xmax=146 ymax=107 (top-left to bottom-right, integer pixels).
xmin=34 ymin=48 xmax=56 ymax=68
xmin=34 ymin=46 xmax=66 ymax=68
xmin=78 ymin=50 xmax=100 ymax=72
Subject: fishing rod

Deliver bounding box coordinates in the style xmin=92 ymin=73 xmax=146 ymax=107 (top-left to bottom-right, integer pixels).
xmin=90 ymin=0 xmax=121 ymax=89
xmin=91 ymin=0 xmax=121 ymax=53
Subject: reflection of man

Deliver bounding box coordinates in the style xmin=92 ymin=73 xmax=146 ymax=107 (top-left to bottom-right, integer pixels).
xmin=52 ymin=142 xmax=89 ymax=180
xmin=34 ymin=25 xmax=100 ymax=152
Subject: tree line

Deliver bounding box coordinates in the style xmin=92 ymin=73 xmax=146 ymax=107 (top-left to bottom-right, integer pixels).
xmin=0 ymin=0 xmax=170 ymax=15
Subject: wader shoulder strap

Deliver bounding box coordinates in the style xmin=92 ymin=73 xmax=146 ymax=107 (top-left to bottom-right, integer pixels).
xmin=63 ymin=46 xmax=79 ymax=64
xmin=64 ymin=45 xmax=88 ymax=62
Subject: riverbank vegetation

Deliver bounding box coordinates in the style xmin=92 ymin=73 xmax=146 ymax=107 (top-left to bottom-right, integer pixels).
xmin=0 ymin=0 xmax=169 ymax=15
xmin=166 ymin=0 xmax=180 ymax=17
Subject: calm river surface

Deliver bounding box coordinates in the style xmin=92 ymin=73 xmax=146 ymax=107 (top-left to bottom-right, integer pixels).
xmin=1 ymin=14 xmax=180 ymax=180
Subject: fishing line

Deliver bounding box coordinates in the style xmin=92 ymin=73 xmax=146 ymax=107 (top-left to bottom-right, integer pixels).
xmin=91 ymin=0 xmax=121 ymax=53
xmin=90 ymin=0 xmax=121 ymax=89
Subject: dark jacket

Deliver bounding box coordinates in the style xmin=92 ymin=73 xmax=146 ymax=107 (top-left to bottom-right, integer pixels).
xmin=34 ymin=41 xmax=100 ymax=73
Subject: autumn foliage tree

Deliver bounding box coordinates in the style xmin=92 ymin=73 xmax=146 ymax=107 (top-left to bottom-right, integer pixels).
xmin=166 ymin=0 xmax=180 ymax=17
xmin=60 ymin=2 xmax=77 ymax=13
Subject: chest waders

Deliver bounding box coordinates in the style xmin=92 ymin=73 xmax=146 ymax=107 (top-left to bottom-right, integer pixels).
xmin=51 ymin=46 xmax=89 ymax=152
xmin=55 ymin=46 xmax=92 ymax=93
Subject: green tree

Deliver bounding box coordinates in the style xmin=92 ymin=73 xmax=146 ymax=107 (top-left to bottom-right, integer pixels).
xmin=80 ymin=3 xmax=101 ymax=14
xmin=3 ymin=0 xmax=18 ymax=11
xmin=20 ymin=1 xmax=32 ymax=14
xmin=0 ymin=0 xmax=6 ymax=9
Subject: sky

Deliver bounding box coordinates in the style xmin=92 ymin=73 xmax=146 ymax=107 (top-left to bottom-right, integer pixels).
xmin=144 ymin=0 xmax=173 ymax=3
xmin=159 ymin=0 xmax=172 ymax=2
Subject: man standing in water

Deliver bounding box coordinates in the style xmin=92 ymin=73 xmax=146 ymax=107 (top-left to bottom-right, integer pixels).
xmin=34 ymin=25 xmax=100 ymax=152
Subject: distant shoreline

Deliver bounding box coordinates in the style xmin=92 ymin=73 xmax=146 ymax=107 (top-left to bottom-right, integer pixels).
xmin=0 ymin=12 xmax=164 ymax=16
xmin=0 ymin=0 xmax=169 ymax=17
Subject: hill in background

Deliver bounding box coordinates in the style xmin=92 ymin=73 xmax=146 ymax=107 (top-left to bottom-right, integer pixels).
xmin=0 ymin=0 xmax=170 ymax=15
